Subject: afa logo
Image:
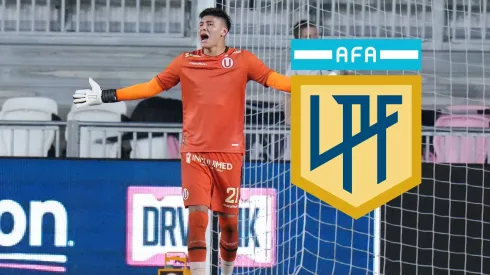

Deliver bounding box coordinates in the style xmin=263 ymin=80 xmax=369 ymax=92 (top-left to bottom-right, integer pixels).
xmin=291 ymin=75 xmax=422 ymax=219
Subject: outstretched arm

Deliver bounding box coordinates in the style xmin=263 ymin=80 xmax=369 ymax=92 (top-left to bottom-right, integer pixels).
xmin=107 ymin=56 xmax=181 ymax=102
xmin=114 ymin=57 xmax=181 ymax=101
xmin=99 ymin=78 xmax=164 ymax=102
xmin=265 ymin=72 xmax=291 ymax=93
xmin=73 ymin=56 xmax=181 ymax=107
xmin=246 ymin=50 xmax=291 ymax=93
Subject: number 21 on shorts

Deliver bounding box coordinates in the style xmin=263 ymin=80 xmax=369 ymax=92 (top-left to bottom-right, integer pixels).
xmin=225 ymin=187 xmax=240 ymax=204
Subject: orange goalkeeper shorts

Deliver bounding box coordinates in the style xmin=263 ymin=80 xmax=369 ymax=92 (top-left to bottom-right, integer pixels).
xmin=181 ymin=152 xmax=243 ymax=215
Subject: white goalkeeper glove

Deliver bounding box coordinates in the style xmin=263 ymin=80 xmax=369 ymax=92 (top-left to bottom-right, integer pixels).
xmin=73 ymin=78 xmax=103 ymax=108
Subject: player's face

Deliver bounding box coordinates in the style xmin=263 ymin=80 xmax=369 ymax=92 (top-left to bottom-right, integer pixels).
xmin=199 ymin=16 xmax=228 ymax=48
xmin=299 ymin=27 xmax=319 ymax=39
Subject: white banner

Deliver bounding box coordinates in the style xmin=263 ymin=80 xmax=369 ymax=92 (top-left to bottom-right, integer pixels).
xmin=126 ymin=187 xmax=277 ymax=268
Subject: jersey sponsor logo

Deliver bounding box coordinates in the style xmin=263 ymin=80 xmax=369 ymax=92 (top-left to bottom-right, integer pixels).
xmin=291 ymin=75 xmax=422 ymax=219
xmin=221 ymin=57 xmax=234 ymax=69
xmin=0 ymin=199 xmax=73 ymax=273
xmin=184 ymin=53 xmax=201 ymax=58
xmin=126 ymin=187 xmax=277 ymax=267
xmin=188 ymin=153 xmax=233 ymax=172
xmin=189 ymin=61 xmax=207 ymax=66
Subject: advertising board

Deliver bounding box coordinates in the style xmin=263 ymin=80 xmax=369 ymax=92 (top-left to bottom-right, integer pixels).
xmin=0 ymin=158 xmax=374 ymax=274
xmin=126 ymin=186 xmax=277 ymax=267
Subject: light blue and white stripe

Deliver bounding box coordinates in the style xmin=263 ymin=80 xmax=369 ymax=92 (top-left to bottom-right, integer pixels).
xmin=291 ymin=39 xmax=423 ymax=71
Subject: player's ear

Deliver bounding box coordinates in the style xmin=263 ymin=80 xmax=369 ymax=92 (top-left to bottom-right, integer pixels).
xmin=221 ymin=28 xmax=228 ymax=37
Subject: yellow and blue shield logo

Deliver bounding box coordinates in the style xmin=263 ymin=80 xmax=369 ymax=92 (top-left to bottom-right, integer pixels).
xmin=291 ymin=75 xmax=422 ymax=219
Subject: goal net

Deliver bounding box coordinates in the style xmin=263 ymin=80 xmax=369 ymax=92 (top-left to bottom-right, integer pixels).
xmin=206 ymin=0 xmax=490 ymax=275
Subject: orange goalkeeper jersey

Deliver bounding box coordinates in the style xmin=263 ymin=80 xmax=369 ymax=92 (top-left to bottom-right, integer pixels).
xmin=128 ymin=47 xmax=274 ymax=154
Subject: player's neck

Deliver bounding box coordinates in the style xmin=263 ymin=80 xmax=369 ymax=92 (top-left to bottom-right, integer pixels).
xmin=202 ymin=45 xmax=227 ymax=56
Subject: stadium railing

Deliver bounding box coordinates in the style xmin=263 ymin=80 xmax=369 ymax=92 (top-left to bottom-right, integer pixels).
xmin=0 ymin=0 xmax=192 ymax=46
xmin=0 ymin=120 xmax=292 ymax=160
xmin=1 ymin=120 xmax=489 ymax=165
xmin=68 ymin=121 xmax=290 ymax=160
xmin=0 ymin=0 xmax=488 ymax=49
xmin=0 ymin=120 xmax=65 ymax=157
xmin=65 ymin=121 xmax=184 ymax=158
xmin=0 ymin=0 xmax=189 ymax=34
xmin=422 ymin=125 xmax=490 ymax=164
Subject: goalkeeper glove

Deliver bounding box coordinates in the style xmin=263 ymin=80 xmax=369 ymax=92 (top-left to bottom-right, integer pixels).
xmin=73 ymin=78 xmax=118 ymax=108
xmin=73 ymin=78 xmax=103 ymax=108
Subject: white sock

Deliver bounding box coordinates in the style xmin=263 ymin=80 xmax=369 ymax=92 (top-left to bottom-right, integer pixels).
xmin=221 ymin=259 xmax=235 ymax=275
xmin=190 ymin=262 xmax=206 ymax=275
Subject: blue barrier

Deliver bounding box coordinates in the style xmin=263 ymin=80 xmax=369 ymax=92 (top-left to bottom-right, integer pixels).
xmin=0 ymin=159 xmax=374 ymax=275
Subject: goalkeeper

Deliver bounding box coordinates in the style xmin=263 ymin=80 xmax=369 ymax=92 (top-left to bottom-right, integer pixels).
xmin=73 ymin=7 xmax=291 ymax=275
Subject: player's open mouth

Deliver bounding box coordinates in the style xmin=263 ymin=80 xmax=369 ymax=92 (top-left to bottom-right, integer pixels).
xmin=200 ymin=34 xmax=209 ymax=42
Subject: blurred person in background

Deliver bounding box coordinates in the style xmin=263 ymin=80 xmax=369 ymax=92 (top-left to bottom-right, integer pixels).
xmin=281 ymin=20 xmax=351 ymax=160
xmin=283 ymin=20 xmax=351 ymax=125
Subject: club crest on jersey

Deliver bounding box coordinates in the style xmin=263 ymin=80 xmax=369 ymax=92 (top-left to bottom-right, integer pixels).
xmin=222 ymin=57 xmax=234 ymax=68
xmin=182 ymin=188 xmax=189 ymax=200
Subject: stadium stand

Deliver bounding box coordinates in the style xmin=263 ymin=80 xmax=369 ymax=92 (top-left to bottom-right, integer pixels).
xmin=66 ymin=101 xmax=128 ymax=158
xmin=0 ymin=97 xmax=60 ymax=157
xmin=433 ymin=112 xmax=490 ymax=164
xmin=126 ymin=97 xmax=182 ymax=159
xmin=0 ymin=0 xmax=488 ymax=163
xmin=445 ymin=105 xmax=490 ymax=116
xmin=0 ymin=0 xmax=489 ymax=162
xmin=129 ymin=134 xmax=180 ymax=159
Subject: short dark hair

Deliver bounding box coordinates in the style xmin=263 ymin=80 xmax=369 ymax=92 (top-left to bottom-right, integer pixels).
xmin=199 ymin=8 xmax=232 ymax=32
xmin=293 ymin=20 xmax=316 ymax=39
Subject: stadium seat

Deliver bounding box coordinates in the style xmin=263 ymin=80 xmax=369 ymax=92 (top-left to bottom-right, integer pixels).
xmin=66 ymin=102 xmax=128 ymax=158
xmin=128 ymin=97 xmax=182 ymax=159
xmin=433 ymin=114 xmax=490 ymax=163
xmin=445 ymin=105 xmax=490 ymax=113
xmin=443 ymin=105 xmax=490 ymax=118
xmin=130 ymin=134 xmax=180 ymax=159
xmin=0 ymin=97 xmax=59 ymax=157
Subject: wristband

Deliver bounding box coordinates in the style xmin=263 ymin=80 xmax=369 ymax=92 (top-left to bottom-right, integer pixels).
xmin=101 ymin=89 xmax=118 ymax=103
